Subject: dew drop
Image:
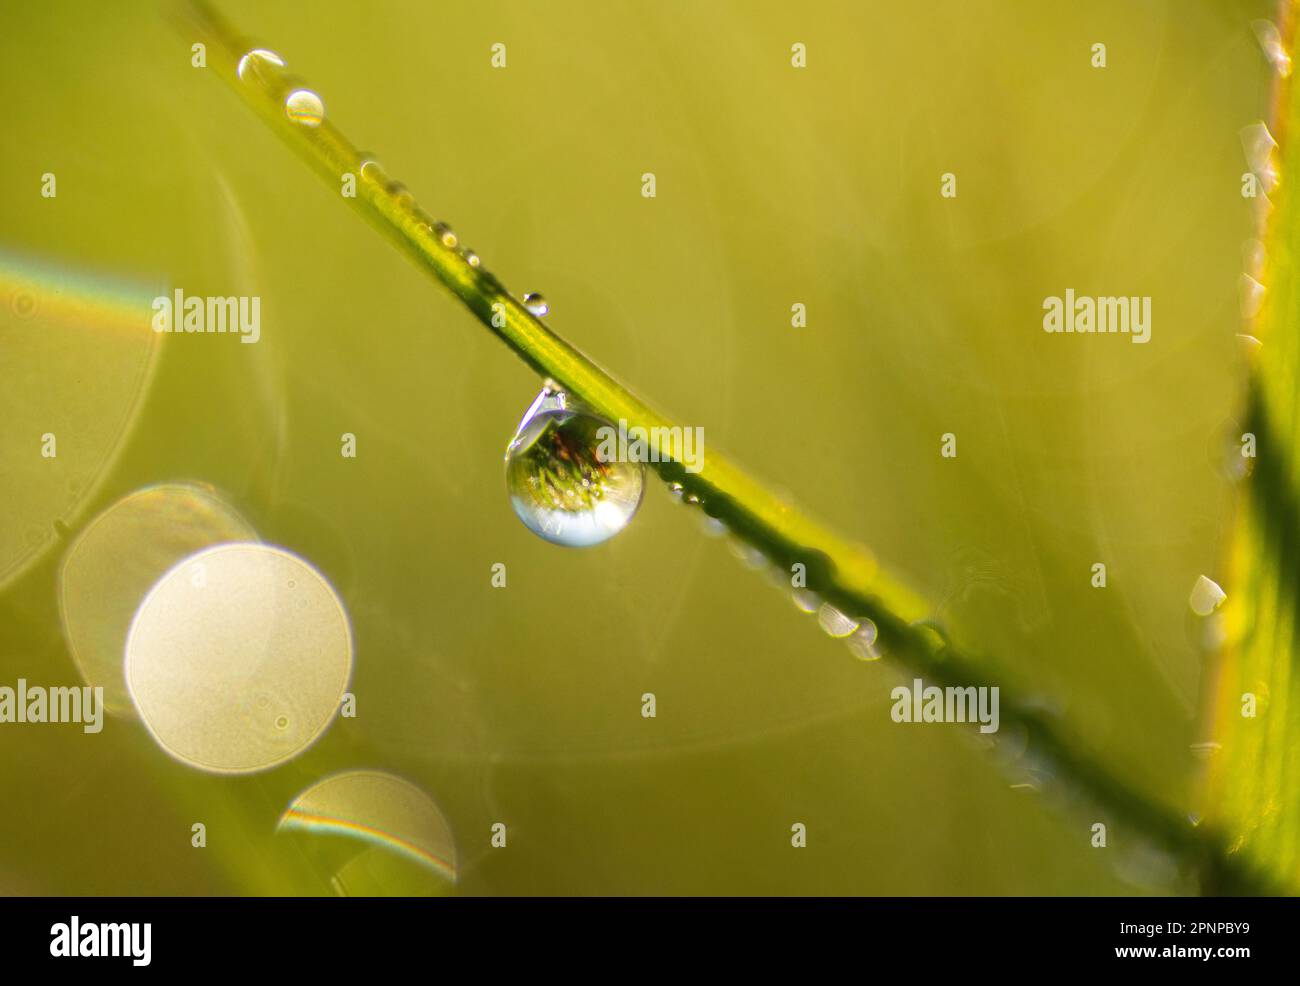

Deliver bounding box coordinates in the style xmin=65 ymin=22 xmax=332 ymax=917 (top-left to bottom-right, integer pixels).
xmin=431 ymin=222 xmax=457 ymax=248
xmin=816 ymin=603 xmax=859 ymax=638
xmin=463 ymin=249 xmax=481 ymax=268
xmin=523 ymin=292 xmax=549 ymax=317
xmin=726 ymin=537 xmax=766 ymax=570
xmin=1240 ymin=122 xmax=1278 ymax=178
xmin=237 ymin=49 xmax=285 ymax=81
xmin=1237 ymin=333 xmax=1263 ymax=360
xmin=504 ymin=386 xmax=644 ymax=547
xmin=698 ymin=515 xmax=727 ymax=537
xmin=1188 ymin=575 xmax=1227 ymax=617
xmin=387 ymin=182 xmax=414 ymax=209
xmin=285 ymin=89 xmax=325 ymax=127
xmin=845 ymin=619 xmax=882 ymax=661
xmin=909 ymin=619 xmax=950 ymax=656
xmin=1253 ymin=20 xmax=1293 ymax=77
xmin=1239 ymin=274 xmax=1266 ymax=319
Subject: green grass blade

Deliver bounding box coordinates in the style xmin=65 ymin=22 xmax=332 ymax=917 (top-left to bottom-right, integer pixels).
xmin=178 ymin=0 xmax=1279 ymax=894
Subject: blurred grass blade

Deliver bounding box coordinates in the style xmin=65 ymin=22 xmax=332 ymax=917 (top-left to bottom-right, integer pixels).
xmin=1204 ymin=2 xmax=1300 ymax=895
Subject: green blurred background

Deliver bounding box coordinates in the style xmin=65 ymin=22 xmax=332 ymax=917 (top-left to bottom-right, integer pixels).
xmin=0 ymin=0 xmax=1271 ymax=893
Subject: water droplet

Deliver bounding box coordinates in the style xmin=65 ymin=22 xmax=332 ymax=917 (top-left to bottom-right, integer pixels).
xmin=523 ymin=292 xmax=549 ymax=317
xmin=463 ymin=249 xmax=481 ymax=268
xmin=505 ymin=386 xmax=644 ymax=547
xmin=236 ymin=49 xmax=285 ymax=81
xmin=1239 ymin=274 xmax=1266 ymax=318
xmin=698 ymin=515 xmax=727 ymax=537
xmin=1241 ymin=122 xmax=1278 ymax=181
xmin=845 ymin=619 xmax=882 ymax=661
xmin=1188 ymin=575 xmax=1227 ymax=617
xmin=909 ymin=619 xmax=950 ymax=656
xmin=817 ymin=603 xmax=859 ymax=638
xmin=791 ymin=588 xmax=821 ymax=613
xmin=285 ymin=89 xmax=325 ymax=127
xmin=1237 ymin=333 xmax=1263 ymax=361
xmin=1253 ymin=20 xmax=1293 ymax=77
xmin=387 ymin=182 xmax=413 ymax=209
xmin=726 ymin=537 xmax=766 ymax=570
xmin=428 ymin=222 xmax=456 ymax=248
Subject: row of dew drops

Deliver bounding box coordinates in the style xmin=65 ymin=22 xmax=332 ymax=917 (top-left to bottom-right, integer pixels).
xmin=233 ymin=45 xmax=883 ymax=659
xmin=221 ymin=37 xmax=1287 ymax=889
xmin=233 ymin=44 xmax=1249 ymax=683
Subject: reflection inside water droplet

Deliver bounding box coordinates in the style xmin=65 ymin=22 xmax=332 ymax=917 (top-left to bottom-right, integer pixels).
xmin=504 ymin=385 xmax=644 ymax=547
xmin=523 ymin=292 xmax=549 ymax=317
xmin=1253 ymin=19 xmax=1293 ymax=77
xmin=790 ymin=587 xmax=821 ymax=613
xmin=285 ymin=89 xmax=325 ymax=127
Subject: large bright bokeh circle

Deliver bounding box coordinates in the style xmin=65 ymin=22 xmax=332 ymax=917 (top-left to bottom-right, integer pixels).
xmin=125 ymin=543 xmax=353 ymax=774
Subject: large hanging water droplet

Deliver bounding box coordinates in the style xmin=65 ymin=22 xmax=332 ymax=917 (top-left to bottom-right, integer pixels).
xmin=285 ymin=89 xmax=325 ymax=127
xmin=504 ymin=385 xmax=644 ymax=546
xmin=523 ymin=292 xmax=549 ymax=317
